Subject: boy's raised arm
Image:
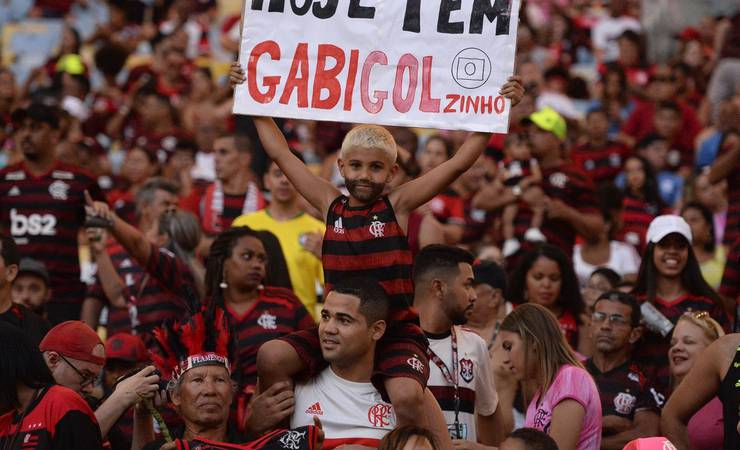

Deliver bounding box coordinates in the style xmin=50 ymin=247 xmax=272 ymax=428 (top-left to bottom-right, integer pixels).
xmin=230 ymin=62 xmax=339 ymax=216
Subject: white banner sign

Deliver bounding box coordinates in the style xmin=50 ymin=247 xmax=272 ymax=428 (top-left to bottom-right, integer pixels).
xmin=233 ymin=0 xmax=521 ymax=133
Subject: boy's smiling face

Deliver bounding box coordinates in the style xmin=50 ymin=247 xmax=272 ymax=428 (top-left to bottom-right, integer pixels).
xmin=338 ymin=146 xmax=398 ymax=205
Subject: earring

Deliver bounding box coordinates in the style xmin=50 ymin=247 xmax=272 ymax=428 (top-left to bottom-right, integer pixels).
xmin=220 ymin=280 xmax=228 ymax=289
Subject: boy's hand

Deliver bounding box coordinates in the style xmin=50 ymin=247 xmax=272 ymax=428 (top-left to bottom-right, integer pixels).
xmin=230 ymin=62 xmax=246 ymax=88
xmin=499 ymin=75 xmax=524 ymax=107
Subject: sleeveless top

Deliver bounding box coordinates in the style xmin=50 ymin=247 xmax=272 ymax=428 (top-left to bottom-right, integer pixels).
xmin=322 ymin=195 xmax=415 ymax=322
xmin=719 ymin=343 xmax=740 ymax=450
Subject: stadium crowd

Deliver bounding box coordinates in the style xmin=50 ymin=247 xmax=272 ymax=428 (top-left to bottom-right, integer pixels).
xmin=1 ymin=1 xmax=739 ymax=450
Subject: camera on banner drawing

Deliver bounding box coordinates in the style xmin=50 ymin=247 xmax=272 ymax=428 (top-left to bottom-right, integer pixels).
xmin=455 ymin=57 xmax=486 ymax=82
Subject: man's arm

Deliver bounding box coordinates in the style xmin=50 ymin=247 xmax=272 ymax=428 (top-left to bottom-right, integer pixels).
xmin=544 ymin=197 xmax=603 ymax=243
xmin=708 ymin=132 xmax=740 ymax=184
xmin=661 ymin=338 xmax=724 ymax=449
xmin=95 ymin=366 xmax=160 ymax=438
xmin=477 ymin=408 xmax=506 ymax=446
xmin=601 ymin=410 xmax=660 ymax=450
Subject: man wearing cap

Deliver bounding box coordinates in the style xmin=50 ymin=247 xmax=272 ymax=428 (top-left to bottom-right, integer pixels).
xmin=0 ymin=235 xmax=50 ymax=346
xmin=39 ymin=321 xmax=162 ymax=441
xmin=0 ymin=102 xmax=104 ymax=324
xmin=465 ymin=261 xmax=511 ymax=351
xmin=475 ymin=107 xmax=603 ymax=259
xmin=12 ymin=257 xmax=52 ymax=317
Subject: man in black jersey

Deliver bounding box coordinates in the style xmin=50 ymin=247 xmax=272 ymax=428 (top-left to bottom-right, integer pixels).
xmin=662 ymin=333 xmax=740 ymax=450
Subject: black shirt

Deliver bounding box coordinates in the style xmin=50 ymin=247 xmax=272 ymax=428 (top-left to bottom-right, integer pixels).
xmin=586 ymin=358 xmax=661 ymax=422
xmin=0 ymin=303 xmax=51 ymax=346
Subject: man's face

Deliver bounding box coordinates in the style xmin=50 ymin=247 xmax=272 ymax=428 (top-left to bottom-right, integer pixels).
xmin=638 ymin=140 xmax=669 ymax=171
xmin=11 ymin=274 xmax=49 ymax=314
xmin=319 ymin=292 xmax=385 ymax=365
xmin=441 ymin=263 xmax=476 ymax=326
xmin=264 ymin=163 xmax=297 ymax=204
xmin=103 ymin=359 xmax=138 ymax=391
xmin=469 ymin=283 xmax=503 ymax=320
xmin=338 ymin=147 xmax=396 ymax=204
xmin=527 ymin=125 xmax=558 ymax=158
xmin=140 ymin=189 xmax=178 ymax=225
xmin=586 ymin=112 xmax=609 ymax=141
xmin=172 ymin=365 xmax=233 ymax=429
xmin=590 ymin=300 xmax=638 ymax=355
xmin=654 ymin=108 xmax=680 ymax=138
xmin=0 ymin=246 xmax=17 ymax=290
xmin=214 ymin=137 xmax=248 ymax=182
xmin=15 ymin=119 xmax=57 ymax=161
xmin=46 ymin=347 xmax=105 ymax=395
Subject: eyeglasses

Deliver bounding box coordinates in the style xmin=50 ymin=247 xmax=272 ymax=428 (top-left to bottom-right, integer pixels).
xmin=59 ymin=354 xmax=97 ymax=388
xmin=591 ymin=312 xmax=630 ymax=327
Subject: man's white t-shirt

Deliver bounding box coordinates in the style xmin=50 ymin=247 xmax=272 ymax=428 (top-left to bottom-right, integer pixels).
xmin=427 ymin=326 xmax=498 ymax=442
xmin=292 ymin=367 xmax=396 ymax=449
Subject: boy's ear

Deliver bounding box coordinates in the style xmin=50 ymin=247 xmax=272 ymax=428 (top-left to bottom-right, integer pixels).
xmin=336 ymin=158 xmax=346 ymax=177
xmin=387 ymin=163 xmax=399 ymax=182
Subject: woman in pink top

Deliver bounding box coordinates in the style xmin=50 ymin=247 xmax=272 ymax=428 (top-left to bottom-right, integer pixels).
xmin=668 ymin=311 xmax=725 ymax=449
xmin=498 ymin=303 xmax=602 ymax=450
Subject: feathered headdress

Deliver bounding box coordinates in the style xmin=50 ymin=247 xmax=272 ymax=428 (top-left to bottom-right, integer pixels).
xmin=150 ymin=306 xmax=233 ymax=383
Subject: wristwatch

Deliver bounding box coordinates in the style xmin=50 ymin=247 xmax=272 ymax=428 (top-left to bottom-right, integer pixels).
xmin=511 ymin=185 xmax=522 ymax=198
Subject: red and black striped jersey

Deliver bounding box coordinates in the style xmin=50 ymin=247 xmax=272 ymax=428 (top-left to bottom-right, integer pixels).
xmin=0 ymin=385 xmax=102 ymax=449
xmin=618 ymin=195 xmax=661 ymax=254
xmin=0 ymin=161 xmax=103 ymax=304
xmin=322 ymin=196 xmax=415 ymax=321
xmin=428 ymin=188 xmax=466 ymax=226
xmin=461 ymin=194 xmax=492 ymax=245
xmin=223 ymin=287 xmax=314 ymax=396
xmin=86 ymin=242 xmax=194 ymax=336
xmin=633 ymin=293 xmax=729 ymax=389
xmin=717 ymin=139 xmax=740 ymax=247
xmin=513 ymin=163 xmax=599 ymax=257
xmin=586 ymin=359 xmax=661 ymax=421
xmin=571 ymin=141 xmax=630 ymax=186
xmin=719 ymin=237 xmax=740 ymax=304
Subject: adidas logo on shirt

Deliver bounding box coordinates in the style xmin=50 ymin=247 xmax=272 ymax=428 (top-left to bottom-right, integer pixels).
xmin=305 ymin=402 xmax=323 ymax=415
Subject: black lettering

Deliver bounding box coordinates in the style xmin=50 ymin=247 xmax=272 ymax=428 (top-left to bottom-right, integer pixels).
xmin=251 ymin=0 xmax=265 ymax=9
xmin=403 ymin=0 xmax=421 ymax=32
xmin=438 ymin=0 xmax=464 ymax=34
xmin=290 ymin=0 xmax=312 ymax=15
xmin=313 ymin=0 xmax=339 ymax=19
xmin=470 ymin=0 xmax=512 ymax=35
xmin=348 ymin=0 xmax=375 ymax=19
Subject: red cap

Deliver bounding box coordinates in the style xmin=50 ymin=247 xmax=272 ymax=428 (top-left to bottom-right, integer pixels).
xmin=623 ymin=437 xmax=677 ymax=450
xmin=39 ymin=321 xmax=106 ymax=366
xmin=678 ymin=27 xmax=701 ymax=42
xmin=105 ymin=333 xmax=148 ymax=363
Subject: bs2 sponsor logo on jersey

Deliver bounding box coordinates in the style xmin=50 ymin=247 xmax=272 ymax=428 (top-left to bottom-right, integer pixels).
xmin=10 ymin=209 xmax=57 ymax=236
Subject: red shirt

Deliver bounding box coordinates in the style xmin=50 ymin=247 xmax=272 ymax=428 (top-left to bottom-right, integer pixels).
xmin=571 ymin=140 xmax=631 ymax=186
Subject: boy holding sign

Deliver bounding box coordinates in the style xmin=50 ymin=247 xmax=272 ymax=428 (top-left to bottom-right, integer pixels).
xmin=230 ymin=63 xmax=522 ymax=446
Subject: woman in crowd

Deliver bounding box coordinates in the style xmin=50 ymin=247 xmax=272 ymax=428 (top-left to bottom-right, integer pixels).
xmin=618 ymin=155 xmax=665 ymax=253
xmin=497 ymin=303 xmax=602 ymax=450
xmin=632 ymin=215 xmax=729 ymax=388
xmin=667 ymin=312 xmax=725 ymax=449
xmin=681 ymin=202 xmax=726 ymax=289
xmin=509 ymin=244 xmax=585 ymax=350
xmin=108 ymin=146 xmax=161 ymax=223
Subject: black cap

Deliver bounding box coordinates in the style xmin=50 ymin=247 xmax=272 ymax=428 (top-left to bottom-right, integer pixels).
xmin=17 ymin=258 xmax=50 ymax=285
xmin=473 ymin=260 xmax=507 ymax=293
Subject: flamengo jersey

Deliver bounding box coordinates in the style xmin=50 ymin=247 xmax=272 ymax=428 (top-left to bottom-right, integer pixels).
xmin=0 ymin=161 xmax=102 ymax=304
xmin=292 ymin=368 xmax=396 ymax=450
xmin=426 ymin=326 xmax=498 ymax=442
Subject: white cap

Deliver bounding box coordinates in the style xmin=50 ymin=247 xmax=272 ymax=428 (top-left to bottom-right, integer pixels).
xmin=646 ymin=215 xmax=692 ymax=244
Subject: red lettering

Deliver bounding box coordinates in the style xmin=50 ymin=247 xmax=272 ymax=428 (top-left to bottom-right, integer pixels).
xmin=311 ymin=44 xmax=345 ymax=109
xmin=494 ymin=95 xmax=505 ymax=114
xmin=247 ymin=41 xmax=281 ymax=104
xmin=419 ymin=56 xmax=440 ymax=113
xmin=279 ymin=43 xmax=310 ymax=107
xmin=392 ymin=54 xmax=418 ymax=113
xmin=343 ymin=50 xmax=359 ymax=111
xmin=361 ymin=51 xmax=388 ymax=114
xmin=443 ymin=94 xmax=459 ymax=113
xmin=480 ymin=96 xmax=493 ymax=114
xmin=464 ymin=95 xmax=480 ymax=113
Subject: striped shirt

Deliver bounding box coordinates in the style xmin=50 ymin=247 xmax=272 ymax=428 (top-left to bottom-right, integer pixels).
xmin=586 ymin=359 xmax=661 ymax=421
xmin=571 ymin=141 xmax=630 ymax=186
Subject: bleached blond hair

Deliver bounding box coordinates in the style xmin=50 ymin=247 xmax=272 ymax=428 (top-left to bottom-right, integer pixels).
xmin=339 ymin=125 xmax=397 ymax=164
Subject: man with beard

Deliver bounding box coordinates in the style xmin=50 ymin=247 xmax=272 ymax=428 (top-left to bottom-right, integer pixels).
xmin=413 ymin=245 xmax=504 ymax=447
xmin=585 ymin=292 xmax=661 ymax=449
xmin=11 ymin=258 xmax=52 ymax=318
xmin=0 ymin=103 xmax=104 ymax=323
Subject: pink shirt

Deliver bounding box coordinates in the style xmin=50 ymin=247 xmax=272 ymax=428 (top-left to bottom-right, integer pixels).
xmin=525 ymin=365 xmax=602 ymax=450
xmin=687 ymin=396 xmax=724 ymax=450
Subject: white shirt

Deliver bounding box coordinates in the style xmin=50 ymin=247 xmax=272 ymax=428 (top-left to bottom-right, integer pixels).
xmin=427 ymin=326 xmax=498 ymax=442
xmin=292 ymin=367 xmax=395 ymax=449
xmin=573 ymin=240 xmax=641 ymax=286
xmin=592 ymin=16 xmax=642 ymax=62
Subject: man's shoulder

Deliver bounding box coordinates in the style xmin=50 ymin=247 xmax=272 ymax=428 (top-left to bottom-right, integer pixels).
xmin=232 ymin=209 xmax=270 ymax=228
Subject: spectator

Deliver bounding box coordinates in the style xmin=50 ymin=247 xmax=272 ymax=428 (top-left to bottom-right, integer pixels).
xmin=508 ymin=244 xmax=585 ymax=350
xmin=632 ymin=215 xmax=729 ymax=390
xmin=497 ymin=303 xmax=602 ymax=450
xmin=0 ymin=321 xmax=103 ymax=449
xmin=466 ymin=261 xmax=512 ymax=351
xmin=613 ymin=30 xmax=652 ymax=93
xmin=0 ymin=236 xmax=50 ymax=345
xmin=667 ymin=312 xmax=726 ymax=449
xmin=661 ymin=333 xmax=740 ymax=450
xmin=413 ymin=245 xmax=504 ymax=445
xmin=590 ymin=65 xmax=635 ymax=139
xmin=108 ymin=146 xmax=160 ymax=223
xmin=11 ymin=258 xmax=52 ymax=317
xmin=617 ymin=154 xmax=665 ymax=252
xmin=452 ymin=154 xmax=493 ymax=246
xmin=617 ymin=134 xmax=684 ymax=209
xmin=232 ymin=156 xmax=325 ymax=318
xmin=571 ymin=109 xmax=631 ymax=187
xmin=585 ymin=292 xmax=661 ymax=449
xmin=498 ymin=428 xmax=558 ymax=450
xmin=0 ymin=103 xmax=104 ymax=323
xmin=708 ymin=130 xmax=740 ymax=247
xmin=580 ymin=268 xmax=622 ymax=319
xmin=690 ymin=172 xmax=728 ymax=246
xmin=681 ymin=202 xmax=726 ymax=289
xmin=592 ymin=0 xmax=642 ymax=64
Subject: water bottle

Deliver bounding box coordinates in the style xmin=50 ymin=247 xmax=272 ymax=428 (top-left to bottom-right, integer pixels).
xmin=641 ymin=303 xmax=674 ymax=337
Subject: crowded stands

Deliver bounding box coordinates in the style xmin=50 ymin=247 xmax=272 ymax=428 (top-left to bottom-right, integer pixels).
xmin=1 ymin=1 xmax=739 ymax=449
